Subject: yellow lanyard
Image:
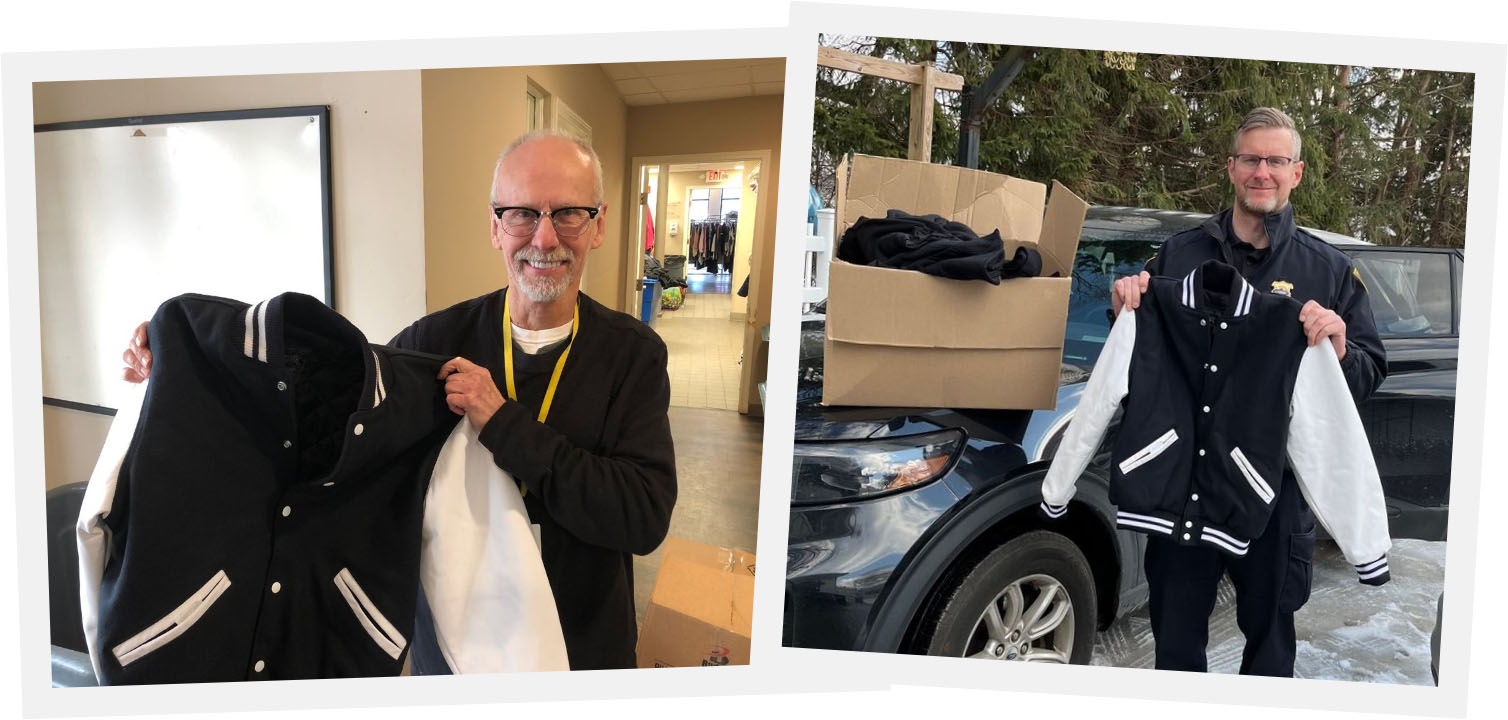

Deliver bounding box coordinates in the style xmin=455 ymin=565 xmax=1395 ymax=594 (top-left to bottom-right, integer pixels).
xmin=502 ymin=293 xmax=579 ymax=424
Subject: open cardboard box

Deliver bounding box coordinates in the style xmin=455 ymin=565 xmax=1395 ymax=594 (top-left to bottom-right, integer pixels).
xmin=822 ymin=154 xmax=1089 ymax=410
xmin=636 ymin=537 xmax=755 ymax=668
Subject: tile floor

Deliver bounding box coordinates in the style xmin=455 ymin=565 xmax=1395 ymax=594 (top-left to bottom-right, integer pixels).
xmin=654 ymin=276 xmax=745 ymax=411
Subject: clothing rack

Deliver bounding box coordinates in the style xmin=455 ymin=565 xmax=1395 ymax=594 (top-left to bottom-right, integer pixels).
xmin=687 ymin=217 xmax=737 ymax=275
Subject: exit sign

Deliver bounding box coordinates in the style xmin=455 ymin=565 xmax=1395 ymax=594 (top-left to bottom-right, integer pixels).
xmin=706 ymin=169 xmax=725 ymax=182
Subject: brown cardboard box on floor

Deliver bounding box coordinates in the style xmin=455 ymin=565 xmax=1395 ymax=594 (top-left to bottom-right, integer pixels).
xmin=822 ymin=153 xmax=1090 ymax=410
xmin=636 ymin=537 xmax=755 ymax=668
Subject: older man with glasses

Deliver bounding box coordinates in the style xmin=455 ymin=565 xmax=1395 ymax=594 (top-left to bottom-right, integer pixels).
xmin=1105 ymin=107 xmax=1386 ymax=677
xmin=123 ymin=130 xmax=677 ymax=671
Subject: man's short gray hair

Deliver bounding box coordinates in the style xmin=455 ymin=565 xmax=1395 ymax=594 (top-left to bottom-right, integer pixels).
xmin=488 ymin=129 xmax=605 ymax=206
xmin=1232 ymin=107 xmax=1302 ymax=160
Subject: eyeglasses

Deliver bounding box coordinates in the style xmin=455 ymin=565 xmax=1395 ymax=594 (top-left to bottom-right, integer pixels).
xmin=492 ymin=206 xmax=601 ymax=237
xmin=1232 ymin=154 xmax=1296 ymax=171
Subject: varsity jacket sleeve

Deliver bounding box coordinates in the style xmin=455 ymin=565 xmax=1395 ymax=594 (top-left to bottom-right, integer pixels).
xmin=1286 ymin=341 xmax=1393 ymax=585
xmin=1040 ymin=308 xmax=1136 ymax=517
xmin=420 ymin=421 xmax=570 ymax=673
xmin=1335 ymin=260 xmax=1388 ymax=404
xmin=476 ymin=338 xmax=676 ymax=556
xmin=76 ymin=381 xmax=149 ymax=680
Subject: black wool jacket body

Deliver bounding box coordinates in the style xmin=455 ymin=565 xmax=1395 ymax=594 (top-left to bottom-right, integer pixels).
xmin=1148 ymin=205 xmax=1385 ymax=403
xmin=78 ymin=293 xmax=460 ymax=683
xmin=1041 ymin=261 xmax=1392 ymax=584
xmin=389 ymin=288 xmax=677 ymax=670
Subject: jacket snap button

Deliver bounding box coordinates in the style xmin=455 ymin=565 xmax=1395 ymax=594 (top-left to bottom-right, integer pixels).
xmin=281 ymin=506 xmax=291 ymax=517
xmin=1199 ymin=449 xmax=1206 ymax=456
xmin=271 ymin=582 xmax=281 ymax=594
xmin=1182 ymin=533 xmax=1191 ymax=540
xmin=1209 ymin=365 xmax=1218 ymax=373
xmin=1220 ymin=322 xmax=1228 ymax=330
xmin=1200 ymin=319 xmax=1207 ymax=326
xmin=1191 ymin=493 xmax=1200 ymax=501
xmin=1202 ymin=406 xmax=1211 ymax=413
xmin=1185 ymin=521 xmax=1193 ymax=528
xmin=254 ymin=660 xmax=266 ymax=673
xmin=276 ymin=381 xmax=287 ymax=391
xmin=354 ymin=424 xmax=365 ymax=436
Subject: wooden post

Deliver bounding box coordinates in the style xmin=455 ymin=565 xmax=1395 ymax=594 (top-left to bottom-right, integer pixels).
xmin=908 ymin=62 xmax=938 ymax=162
xmin=816 ymin=47 xmax=964 ymax=164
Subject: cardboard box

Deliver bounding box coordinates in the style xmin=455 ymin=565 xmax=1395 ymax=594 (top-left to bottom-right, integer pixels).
xmin=822 ymin=154 xmax=1089 ymax=410
xmin=636 ymin=537 xmax=755 ymax=668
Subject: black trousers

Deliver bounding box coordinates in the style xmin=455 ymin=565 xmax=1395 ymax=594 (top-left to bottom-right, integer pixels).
xmin=1144 ymin=480 xmax=1317 ymax=676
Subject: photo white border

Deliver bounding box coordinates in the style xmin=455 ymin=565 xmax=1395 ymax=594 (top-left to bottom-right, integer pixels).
xmin=761 ymin=2 xmax=1505 ymax=718
xmin=2 ymin=17 xmax=881 ymax=719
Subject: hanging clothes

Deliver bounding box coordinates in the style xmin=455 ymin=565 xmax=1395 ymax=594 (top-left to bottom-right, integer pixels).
xmin=643 ymin=205 xmax=655 ymax=253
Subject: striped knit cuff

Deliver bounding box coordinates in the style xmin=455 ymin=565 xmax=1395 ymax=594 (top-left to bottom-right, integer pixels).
xmin=1039 ymin=502 xmax=1068 ymax=520
xmin=1356 ymin=555 xmax=1390 ymax=586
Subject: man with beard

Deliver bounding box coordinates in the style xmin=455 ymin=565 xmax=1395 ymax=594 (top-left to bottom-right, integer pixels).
xmin=123 ymin=131 xmax=677 ymax=671
xmin=1107 ymin=107 xmax=1385 ymax=676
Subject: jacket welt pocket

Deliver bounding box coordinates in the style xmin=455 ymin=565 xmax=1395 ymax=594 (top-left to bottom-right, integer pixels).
xmin=1118 ymin=428 xmax=1179 ymax=475
xmin=112 ymin=569 xmax=231 ymax=667
xmin=333 ymin=568 xmax=407 ymax=660
xmin=1230 ymin=447 xmax=1275 ymax=504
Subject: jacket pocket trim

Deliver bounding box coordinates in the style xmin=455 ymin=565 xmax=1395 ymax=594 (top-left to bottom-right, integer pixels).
xmin=112 ymin=569 xmax=231 ymax=667
xmin=1118 ymin=429 xmax=1179 ymax=475
xmin=334 ymin=568 xmax=406 ymax=660
xmin=1229 ymin=447 xmax=1275 ymax=504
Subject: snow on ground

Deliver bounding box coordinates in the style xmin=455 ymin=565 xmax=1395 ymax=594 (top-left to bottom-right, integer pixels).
xmin=1091 ymin=539 xmax=1444 ymax=685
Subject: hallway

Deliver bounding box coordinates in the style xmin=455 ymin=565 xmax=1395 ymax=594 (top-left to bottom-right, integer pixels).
xmin=655 ymin=276 xmax=744 ymax=411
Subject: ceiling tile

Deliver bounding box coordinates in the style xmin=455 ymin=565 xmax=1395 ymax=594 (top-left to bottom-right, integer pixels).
xmin=599 ymin=63 xmax=643 ymax=80
xmin=661 ymin=86 xmax=751 ymax=104
xmin=621 ymin=92 xmax=667 ymax=106
xmin=614 ymin=77 xmax=657 ymax=95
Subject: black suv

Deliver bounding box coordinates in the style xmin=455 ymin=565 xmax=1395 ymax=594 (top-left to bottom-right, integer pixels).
xmin=784 ymin=206 xmax=1459 ymax=663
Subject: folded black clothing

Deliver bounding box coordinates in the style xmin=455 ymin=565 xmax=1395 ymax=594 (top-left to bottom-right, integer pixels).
xmin=838 ymin=209 xmax=1041 ymax=284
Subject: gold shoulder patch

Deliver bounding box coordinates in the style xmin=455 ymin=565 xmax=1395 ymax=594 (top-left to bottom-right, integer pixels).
xmin=1270 ymin=280 xmax=1294 ymax=297
xmin=1352 ymin=266 xmax=1367 ymax=292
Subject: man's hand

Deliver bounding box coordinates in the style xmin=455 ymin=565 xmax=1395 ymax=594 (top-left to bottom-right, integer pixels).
xmin=1111 ymin=271 xmax=1152 ymax=316
xmin=122 ymin=322 xmax=152 ymax=383
xmin=1299 ymin=300 xmax=1347 ymax=360
xmin=438 ymin=356 xmax=506 ymax=430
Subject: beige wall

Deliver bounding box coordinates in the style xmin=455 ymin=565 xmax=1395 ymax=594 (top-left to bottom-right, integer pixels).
xmin=420 ymin=65 xmax=628 ymax=314
xmin=32 ymin=71 xmax=427 ymax=490
xmin=627 ymin=93 xmax=784 ymax=411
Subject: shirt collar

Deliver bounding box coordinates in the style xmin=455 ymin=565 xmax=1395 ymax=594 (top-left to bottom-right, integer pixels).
xmin=1180 ymin=260 xmax=1257 ymax=318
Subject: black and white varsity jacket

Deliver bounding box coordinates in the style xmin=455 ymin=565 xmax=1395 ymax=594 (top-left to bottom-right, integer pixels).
xmin=1040 ymin=261 xmax=1392 ymax=585
xmin=77 ymin=292 xmax=567 ymax=683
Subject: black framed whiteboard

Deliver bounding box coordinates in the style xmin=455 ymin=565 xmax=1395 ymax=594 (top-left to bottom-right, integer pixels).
xmin=34 ymin=105 xmax=333 ymax=414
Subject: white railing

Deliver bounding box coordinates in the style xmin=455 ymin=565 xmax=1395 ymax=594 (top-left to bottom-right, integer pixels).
xmin=803 ymin=208 xmax=835 ymax=314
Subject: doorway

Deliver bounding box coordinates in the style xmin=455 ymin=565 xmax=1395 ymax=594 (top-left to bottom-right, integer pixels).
xmin=628 ymin=152 xmax=766 ymax=411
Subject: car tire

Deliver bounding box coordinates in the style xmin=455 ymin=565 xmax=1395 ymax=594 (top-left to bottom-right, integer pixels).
xmin=917 ymin=530 xmax=1097 ymax=664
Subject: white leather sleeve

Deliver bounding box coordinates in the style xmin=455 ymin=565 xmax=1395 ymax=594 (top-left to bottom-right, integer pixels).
xmin=421 ymin=421 xmax=570 ymax=673
xmin=1041 ymin=309 xmax=1136 ymax=514
xmin=1287 ymin=342 xmax=1393 ymax=584
xmin=76 ymin=381 xmax=149 ymax=680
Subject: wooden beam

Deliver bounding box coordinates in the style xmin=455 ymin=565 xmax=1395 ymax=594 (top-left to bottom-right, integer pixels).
xmin=908 ymin=62 xmax=939 ymax=162
xmin=816 ymin=46 xmax=963 ymax=91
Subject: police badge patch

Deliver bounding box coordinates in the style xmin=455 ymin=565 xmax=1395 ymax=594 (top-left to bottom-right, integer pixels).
xmin=1271 ymin=280 xmax=1294 ymax=297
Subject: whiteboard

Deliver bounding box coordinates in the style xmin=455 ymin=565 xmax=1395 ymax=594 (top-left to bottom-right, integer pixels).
xmin=35 ymin=106 xmax=332 ymax=413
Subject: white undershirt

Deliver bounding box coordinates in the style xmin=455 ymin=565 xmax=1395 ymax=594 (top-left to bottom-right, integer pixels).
xmin=510 ymin=321 xmax=573 ymax=355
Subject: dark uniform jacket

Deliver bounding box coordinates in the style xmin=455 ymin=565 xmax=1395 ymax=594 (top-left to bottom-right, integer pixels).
xmin=1041 ymin=262 xmax=1392 ymax=584
xmin=390 ymin=289 xmax=676 ymax=670
xmin=1147 ymin=205 xmax=1385 ymax=402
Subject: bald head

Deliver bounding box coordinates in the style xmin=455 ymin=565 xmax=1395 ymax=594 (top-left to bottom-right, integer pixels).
xmin=489 ymin=130 xmax=604 ymax=207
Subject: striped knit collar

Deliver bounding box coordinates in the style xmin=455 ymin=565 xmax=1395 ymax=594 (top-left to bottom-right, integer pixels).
xmin=1180 ymin=260 xmax=1257 ymax=318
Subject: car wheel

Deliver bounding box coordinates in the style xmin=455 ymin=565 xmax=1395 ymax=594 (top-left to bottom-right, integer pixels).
xmin=918 ymin=530 xmax=1097 ymax=664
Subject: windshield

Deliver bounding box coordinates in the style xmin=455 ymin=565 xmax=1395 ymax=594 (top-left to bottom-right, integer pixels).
xmin=1063 ymin=230 xmax=1164 ymax=371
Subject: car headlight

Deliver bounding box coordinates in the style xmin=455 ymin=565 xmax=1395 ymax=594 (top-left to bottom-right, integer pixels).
xmin=790 ymin=429 xmax=966 ymax=505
